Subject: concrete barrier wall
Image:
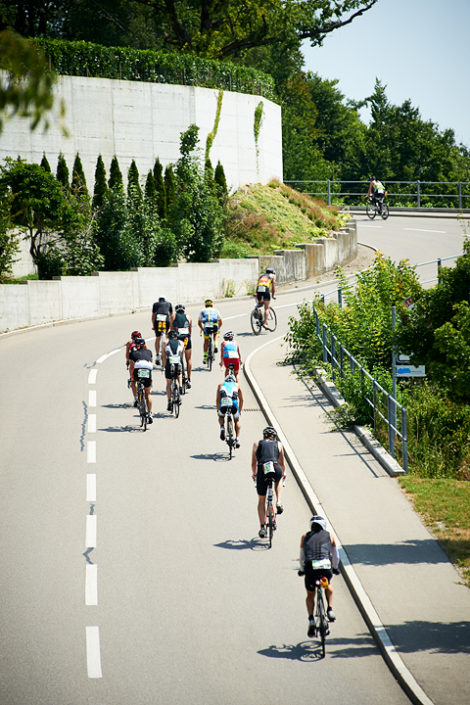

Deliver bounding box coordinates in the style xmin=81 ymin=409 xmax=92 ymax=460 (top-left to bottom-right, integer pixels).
xmin=0 ymin=221 xmax=357 ymax=333
xmin=0 ymin=74 xmax=283 ymax=196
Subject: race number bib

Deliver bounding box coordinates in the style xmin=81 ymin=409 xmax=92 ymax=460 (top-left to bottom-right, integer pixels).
xmin=136 ymin=368 xmax=150 ymax=378
xmin=257 ymin=285 xmax=267 ymax=293
xmin=226 ymin=350 xmax=238 ymax=359
xmin=310 ymin=558 xmax=331 ymax=570
xmin=221 ymin=397 xmax=232 ymax=408
xmin=157 ymin=314 xmax=167 ymax=322
xmin=263 ymin=461 xmax=275 ymax=475
xmin=178 ymin=327 xmax=189 ymax=335
xmin=169 ymin=355 xmax=180 ymax=364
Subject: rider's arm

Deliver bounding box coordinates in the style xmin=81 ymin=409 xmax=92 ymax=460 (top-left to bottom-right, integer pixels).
xmin=151 ymin=310 xmax=156 ymax=328
xmin=162 ymin=344 xmax=167 ymax=366
xmin=237 ymin=344 xmax=242 ymax=363
xmin=330 ymin=533 xmax=340 ymax=570
xmin=188 ymin=316 xmax=193 ymax=335
xmin=367 ymin=181 xmax=373 ymax=197
xmin=218 ymin=315 xmax=223 ymax=330
xmin=198 ymin=315 xmax=203 ymax=331
xmin=216 ymin=384 xmax=221 ymax=408
xmin=219 ymin=340 xmax=225 ymax=365
xmin=299 ymin=535 xmax=306 ymax=570
xmin=271 ymin=276 xmax=276 ymax=297
xmin=238 ymin=384 xmax=244 ymax=411
xmin=278 ymin=442 xmax=286 ymax=474
xmin=251 ymin=442 xmax=258 ymax=477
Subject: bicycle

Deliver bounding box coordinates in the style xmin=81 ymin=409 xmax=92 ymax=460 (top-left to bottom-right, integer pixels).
xmin=250 ymin=298 xmax=277 ymax=335
xmin=169 ymin=373 xmax=181 ymax=417
xmin=224 ymin=408 xmax=236 ymax=459
xmin=259 ymin=465 xmax=277 ymax=548
xmin=366 ymin=194 xmax=389 ymax=220
xmin=297 ymin=572 xmax=330 ymax=657
xmin=135 ymin=372 xmax=150 ymax=431
xmin=206 ymin=332 xmax=214 ymax=371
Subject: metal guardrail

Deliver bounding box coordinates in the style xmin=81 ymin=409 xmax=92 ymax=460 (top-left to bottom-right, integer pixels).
xmin=284 ymin=179 xmax=470 ymax=209
xmin=309 ymin=253 xmax=462 ymax=472
xmin=312 ymin=306 xmax=408 ymax=471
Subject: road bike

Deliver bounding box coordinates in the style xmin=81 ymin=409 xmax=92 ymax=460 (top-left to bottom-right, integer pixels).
xmin=135 ymin=372 xmax=150 ymax=431
xmin=259 ymin=465 xmax=278 ymax=547
xmin=250 ymin=298 xmax=277 ymax=335
xmin=312 ymin=577 xmax=330 ymax=658
xmin=206 ymin=332 xmax=214 ymax=370
xmin=366 ymin=195 xmax=389 ymax=220
xmin=224 ymin=408 xmax=236 ymax=459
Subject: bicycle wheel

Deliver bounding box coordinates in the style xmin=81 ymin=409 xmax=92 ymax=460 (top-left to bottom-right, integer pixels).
xmin=226 ymin=414 xmax=234 ymax=459
xmin=250 ymin=309 xmax=262 ymax=335
xmin=181 ymin=358 xmax=186 ymax=394
xmin=207 ymin=338 xmax=213 ymax=371
xmin=381 ymin=202 xmax=390 ymax=220
xmin=366 ymin=201 xmax=376 ymax=220
xmin=267 ymin=504 xmax=274 ymax=548
xmin=316 ymin=591 xmax=328 ymax=658
xmin=264 ymin=307 xmax=277 ymax=332
xmin=138 ymin=387 xmax=147 ymax=431
xmin=172 ymin=381 xmax=180 ymax=418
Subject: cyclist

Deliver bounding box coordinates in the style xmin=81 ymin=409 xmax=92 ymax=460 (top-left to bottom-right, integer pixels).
xmin=151 ymin=296 xmax=173 ymax=365
xmin=162 ymin=329 xmax=185 ymax=412
xmin=251 ymin=426 xmax=285 ymax=538
xmin=128 ymin=337 xmax=153 ymax=424
xmin=198 ymin=298 xmax=222 ymax=364
xmin=171 ymin=304 xmax=193 ymax=389
xmin=125 ymin=330 xmax=145 ymax=368
xmin=219 ymin=330 xmax=242 ymax=380
xmin=216 ymin=372 xmax=243 ymax=448
xmin=255 ymin=268 xmax=276 ymax=325
xmin=367 ymin=177 xmax=386 ymax=208
xmin=299 ymin=516 xmax=340 ymax=636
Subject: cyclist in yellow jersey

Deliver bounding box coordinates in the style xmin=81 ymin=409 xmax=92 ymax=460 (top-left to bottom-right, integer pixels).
xmin=255 ymin=268 xmax=276 ymax=324
xmin=198 ymin=298 xmax=222 ymax=363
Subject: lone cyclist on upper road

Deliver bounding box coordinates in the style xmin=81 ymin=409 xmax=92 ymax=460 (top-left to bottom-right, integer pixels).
xmin=367 ymin=177 xmax=386 ymax=207
xmin=255 ymin=268 xmax=276 ymax=325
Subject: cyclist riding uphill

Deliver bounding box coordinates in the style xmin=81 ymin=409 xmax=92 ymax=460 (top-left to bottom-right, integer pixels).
xmin=216 ymin=373 xmax=243 ymax=448
xmin=255 ymin=268 xmax=276 ymax=325
xmin=128 ymin=337 xmax=153 ymax=423
xmin=251 ymin=426 xmax=286 ymax=538
xmin=171 ymin=304 xmax=193 ymax=389
xmin=198 ymin=298 xmax=222 ymax=363
xmin=299 ymin=516 xmax=340 ymax=636
xmin=367 ymin=177 xmax=386 ymax=206
xmin=151 ymin=296 xmax=173 ymax=365
xmin=162 ymin=329 xmax=185 ymax=412
xmin=219 ymin=331 xmax=242 ymax=379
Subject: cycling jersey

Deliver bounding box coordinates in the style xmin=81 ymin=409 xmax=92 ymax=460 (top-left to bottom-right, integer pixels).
xmin=130 ymin=348 xmax=153 ymax=386
xmin=199 ymin=307 xmax=221 ymax=326
xmin=164 ymin=338 xmax=184 ymax=380
xmin=304 ymin=529 xmax=332 ymax=569
xmin=256 ymin=274 xmax=273 ymax=293
xmin=256 ymin=439 xmax=279 ymax=465
xmin=218 ymin=380 xmax=239 ymax=415
xmin=223 ymin=341 xmax=239 ymax=360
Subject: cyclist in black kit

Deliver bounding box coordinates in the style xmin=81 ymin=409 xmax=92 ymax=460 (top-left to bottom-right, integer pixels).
xmin=251 ymin=426 xmax=286 ymax=538
xmin=152 ymin=296 xmax=173 ymax=365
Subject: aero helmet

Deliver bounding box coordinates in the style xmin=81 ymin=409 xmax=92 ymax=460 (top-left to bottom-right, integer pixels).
xmin=310 ymin=516 xmax=327 ymax=531
xmin=223 ymin=331 xmax=234 ymax=340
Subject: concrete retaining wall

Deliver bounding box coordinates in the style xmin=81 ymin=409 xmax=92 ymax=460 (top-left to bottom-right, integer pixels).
xmin=0 ymin=74 xmax=283 ymax=195
xmin=0 ymin=220 xmax=357 ymax=333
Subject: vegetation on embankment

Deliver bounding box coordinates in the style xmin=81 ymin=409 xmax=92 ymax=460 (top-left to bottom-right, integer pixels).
xmin=220 ymin=180 xmax=347 ymax=258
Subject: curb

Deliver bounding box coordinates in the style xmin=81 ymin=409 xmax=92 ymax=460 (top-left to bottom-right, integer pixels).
xmin=244 ymin=337 xmax=434 ymax=705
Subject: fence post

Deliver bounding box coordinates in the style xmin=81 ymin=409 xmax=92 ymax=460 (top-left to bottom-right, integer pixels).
xmin=417 ymin=180 xmax=421 ymax=208
xmin=458 ymin=182 xmax=462 ymax=210
xmin=322 ymin=324 xmax=327 ymax=364
xmin=331 ymin=335 xmax=336 ymax=381
xmin=388 ymin=395 xmax=395 ymax=458
xmin=401 ymin=406 xmax=408 ymax=473
xmin=327 ymin=180 xmax=331 ymax=206
xmin=338 ymin=288 xmax=342 ymax=309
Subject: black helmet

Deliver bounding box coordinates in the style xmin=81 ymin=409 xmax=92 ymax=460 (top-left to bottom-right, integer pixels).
xmin=134 ymin=337 xmax=145 ymax=348
xmin=263 ymin=426 xmax=277 ymax=438
xmin=168 ymin=329 xmax=178 ymax=339
xmin=158 ymin=296 xmax=165 ymax=302
xmin=175 ymin=304 xmax=185 ymax=313
xmin=266 ymin=268 xmax=275 ymax=275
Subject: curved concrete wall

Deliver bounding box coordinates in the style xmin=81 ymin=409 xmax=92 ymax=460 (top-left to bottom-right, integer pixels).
xmin=0 ymin=74 xmax=283 ymax=192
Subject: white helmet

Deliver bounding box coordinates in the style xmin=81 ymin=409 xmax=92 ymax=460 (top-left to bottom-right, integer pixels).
xmin=310 ymin=516 xmax=327 ymax=531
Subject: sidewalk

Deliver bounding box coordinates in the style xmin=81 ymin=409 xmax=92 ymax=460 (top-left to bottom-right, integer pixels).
xmin=245 ymin=336 xmax=470 ymax=705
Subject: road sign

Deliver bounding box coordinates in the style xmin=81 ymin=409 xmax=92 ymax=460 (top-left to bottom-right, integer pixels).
xmin=396 ymin=353 xmax=425 ymax=377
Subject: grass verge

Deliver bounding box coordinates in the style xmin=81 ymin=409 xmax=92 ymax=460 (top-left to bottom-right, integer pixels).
xmin=399 ymin=477 xmax=470 ymax=588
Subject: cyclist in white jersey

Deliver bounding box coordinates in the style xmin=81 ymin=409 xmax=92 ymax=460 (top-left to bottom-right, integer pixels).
xmin=198 ymin=298 xmax=222 ymax=363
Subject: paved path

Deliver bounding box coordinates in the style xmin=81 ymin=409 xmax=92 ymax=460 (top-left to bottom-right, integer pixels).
xmin=246 ymin=335 xmax=470 ymax=705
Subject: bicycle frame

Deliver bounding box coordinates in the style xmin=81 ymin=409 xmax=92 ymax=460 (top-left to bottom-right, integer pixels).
xmin=314 ymin=578 xmax=329 ymax=657
xmin=264 ymin=478 xmax=277 ymax=548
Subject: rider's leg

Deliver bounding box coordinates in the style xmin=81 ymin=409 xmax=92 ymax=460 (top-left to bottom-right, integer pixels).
xmin=257 ymin=494 xmax=266 ymax=527
xmin=325 ymin=582 xmax=334 ymax=609
xmin=263 ymin=299 xmax=269 ymax=324
xmin=186 ymin=349 xmax=192 ymax=380
xmin=275 ymin=478 xmax=283 ymax=505
xmin=306 ymin=589 xmax=315 ymax=618
xmin=144 ymin=387 xmax=152 ymax=413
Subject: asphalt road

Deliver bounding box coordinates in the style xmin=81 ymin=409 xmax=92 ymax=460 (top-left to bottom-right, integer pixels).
xmin=0 ymin=216 xmax=464 ymax=705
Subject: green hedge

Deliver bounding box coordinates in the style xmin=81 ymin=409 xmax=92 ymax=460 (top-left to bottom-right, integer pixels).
xmin=35 ymin=38 xmax=275 ymax=101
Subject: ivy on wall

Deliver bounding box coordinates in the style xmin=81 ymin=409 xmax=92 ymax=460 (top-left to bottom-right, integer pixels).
xmin=254 ymin=101 xmax=264 ymax=173
xmin=205 ymin=89 xmax=224 ymax=162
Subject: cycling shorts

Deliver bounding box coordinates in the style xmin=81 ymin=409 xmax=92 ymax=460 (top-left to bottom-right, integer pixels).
xmin=256 ymin=461 xmax=283 ymax=496
xmin=223 ymin=358 xmax=240 ymax=374
xmin=256 ymin=290 xmax=271 ymax=302
xmin=304 ymin=565 xmax=333 ymax=592
xmin=218 ymin=403 xmax=240 ymax=420
xmin=204 ymin=324 xmax=219 ymax=337
xmin=133 ymin=368 xmax=152 ymax=388
xmin=154 ymin=318 xmax=169 ymax=337
xmin=165 ymin=361 xmax=182 ymax=380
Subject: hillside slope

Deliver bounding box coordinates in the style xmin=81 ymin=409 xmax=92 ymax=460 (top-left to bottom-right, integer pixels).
xmin=221 ymin=180 xmax=347 ymax=258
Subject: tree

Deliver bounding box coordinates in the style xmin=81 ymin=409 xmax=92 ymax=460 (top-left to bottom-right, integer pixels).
xmin=40 ymin=153 xmax=51 ymax=172
xmin=92 ymin=155 xmax=107 ymax=211
xmin=56 ymin=152 xmax=69 ymax=191
xmin=164 ymin=164 xmax=176 ymax=210
xmin=0 ymin=28 xmax=59 ymax=133
xmin=214 ymin=160 xmax=228 ymax=201
xmin=108 ymin=154 xmax=124 ymax=191
xmin=168 ymin=124 xmax=225 ymax=262
xmin=153 ymin=158 xmax=167 ymax=219
xmin=0 ymin=189 xmax=19 ymax=281
xmin=71 ymin=152 xmax=89 ymax=203
xmin=127 ymin=159 xmax=142 ymax=208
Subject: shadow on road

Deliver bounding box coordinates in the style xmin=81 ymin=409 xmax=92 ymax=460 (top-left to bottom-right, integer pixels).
xmin=191 ymin=452 xmax=228 ymax=462
xmin=214 ymin=538 xmax=270 ymax=552
xmin=258 ymin=635 xmax=377 ymax=661
xmin=343 ymin=538 xmax=452 ymax=566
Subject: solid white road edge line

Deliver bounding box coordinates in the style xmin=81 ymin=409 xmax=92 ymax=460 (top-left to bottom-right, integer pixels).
xmin=85 ymin=626 xmax=102 ymax=678
xmin=244 ymin=336 xmax=435 ymax=705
